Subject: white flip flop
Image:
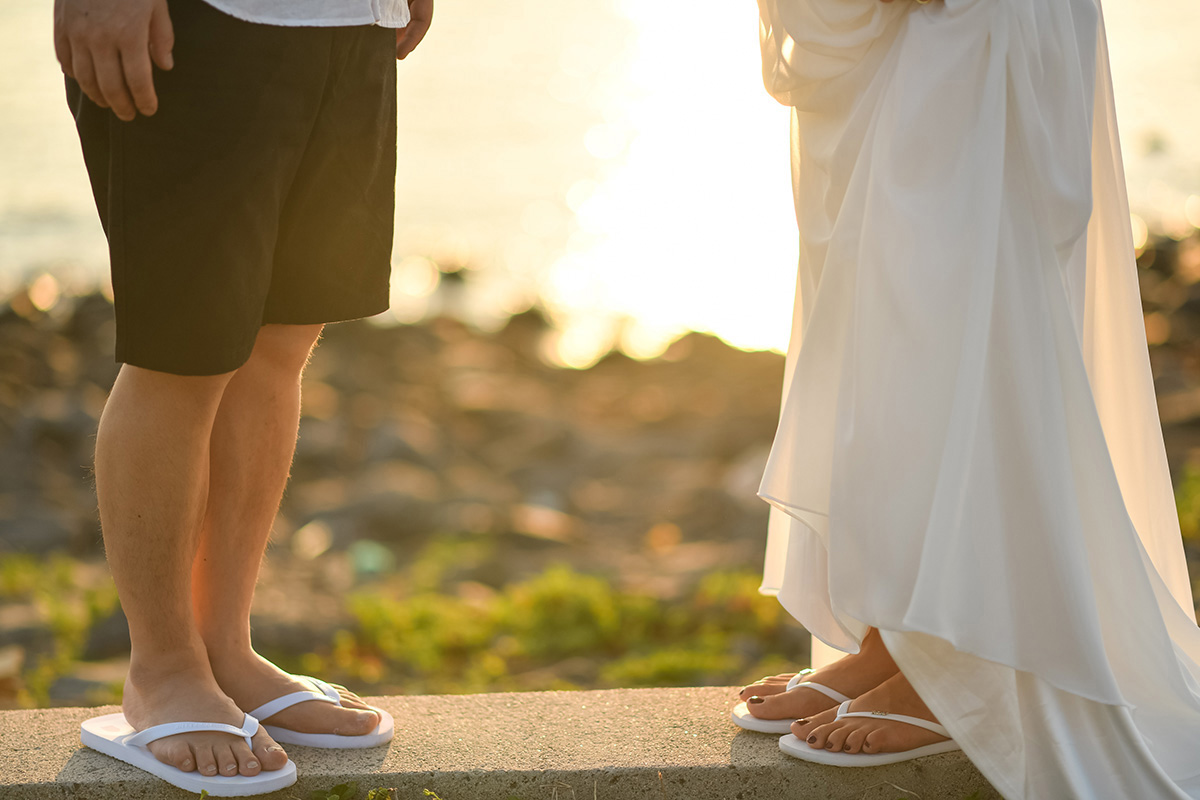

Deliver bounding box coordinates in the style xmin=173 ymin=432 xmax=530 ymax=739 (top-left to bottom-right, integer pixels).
xmin=778 ymin=699 xmax=962 ymax=765
xmin=80 ymin=712 xmax=297 ymax=797
xmin=249 ymin=675 xmax=394 ymax=749
xmin=731 ymin=669 xmax=853 ymax=734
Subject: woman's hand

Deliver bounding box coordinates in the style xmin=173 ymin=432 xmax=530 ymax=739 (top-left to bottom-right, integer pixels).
xmin=53 ymin=0 xmax=174 ymax=121
xmin=396 ymin=0 xmax=433 ymax=60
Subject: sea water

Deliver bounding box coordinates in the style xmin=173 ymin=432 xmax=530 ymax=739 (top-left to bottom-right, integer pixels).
xmin=1 ymin=0 xmax=1197 ymax=357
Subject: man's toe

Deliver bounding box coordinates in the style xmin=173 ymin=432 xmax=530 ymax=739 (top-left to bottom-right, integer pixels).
xmin=155 ymin=739 xmax=195 ymax=771
xmin=251 ymin=733 xmax=289 ymax=771
xmin=195 ymin=745 xmax=219 ymax=776
xmin=336 ymin=707 xmax=380 ymax=735
xmin=214 ymin=743 xmax=238 ymax=776
xmin=232 ymin=740 xmax=261 ymax=776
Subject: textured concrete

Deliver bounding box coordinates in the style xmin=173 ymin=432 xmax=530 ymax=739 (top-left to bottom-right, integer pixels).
xmin=1 ymin=687 xmax=1000 ymax=799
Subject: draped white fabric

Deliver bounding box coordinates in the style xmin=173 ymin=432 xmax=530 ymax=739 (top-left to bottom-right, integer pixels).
xmin=755 ymin=0 xmax=1200 ymax=796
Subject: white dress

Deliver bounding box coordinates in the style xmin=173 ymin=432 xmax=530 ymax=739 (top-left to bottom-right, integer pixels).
xmin=756 ymin=0 xmax=1200 ymax=796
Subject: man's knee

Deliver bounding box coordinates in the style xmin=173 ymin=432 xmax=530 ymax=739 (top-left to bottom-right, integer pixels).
xmin=245 ymin=324 xmax=324 ymax=376
xmin=117 ymin=364 xmax=237 ymax=399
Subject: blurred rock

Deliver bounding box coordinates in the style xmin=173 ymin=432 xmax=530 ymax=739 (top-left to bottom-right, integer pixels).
xmin=0 ymin=508 xmax=78 ymax=554
xmin=81 ymin=606 xmax=131 ymax=662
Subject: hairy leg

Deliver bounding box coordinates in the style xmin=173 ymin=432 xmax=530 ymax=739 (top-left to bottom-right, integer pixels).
xmin=739 ymin=628 xmax=900 ymax=721
xmin=192 ymin=324 xmax=378 ymax=735
xmin=96 ymin=364 xmax=288 ymax=776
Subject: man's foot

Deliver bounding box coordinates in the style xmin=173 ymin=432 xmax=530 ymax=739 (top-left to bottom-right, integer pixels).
xmin=737 ymin=628 xmax=899 ymax=723
xmin=122 ymin=663 xmax=290 ymax=777
xmin=791 ymin=670 xmax=949 ymax=755
xmin=209 ymin=649 xmax=381 ymax=737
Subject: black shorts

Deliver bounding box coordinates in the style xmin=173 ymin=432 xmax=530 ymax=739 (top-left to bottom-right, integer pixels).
xmin=67 ymin=0 xmax=397 ymax=376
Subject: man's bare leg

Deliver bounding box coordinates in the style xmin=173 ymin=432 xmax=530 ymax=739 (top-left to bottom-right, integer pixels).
xmin=192 ymin=324 xmax=379 ymax=736
xmin=96 ymin=365 xmax=290 ymax=777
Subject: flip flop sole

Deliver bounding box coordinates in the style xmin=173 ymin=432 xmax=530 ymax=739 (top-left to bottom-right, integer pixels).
xmin=81 ymin=713 xmax=297 ymax=797
xmin=731 ymin=702 xmax=800 ymax=734
xmin=265 ymin=707 xmax=394 ymax=749
xmin=778 ymin=732 xmax=962 ymax=766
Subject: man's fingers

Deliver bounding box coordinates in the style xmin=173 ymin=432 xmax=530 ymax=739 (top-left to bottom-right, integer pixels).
xmin=55 ymin=36 xmax=75 ymax=78
xmin=396 ymin=0 xmax=433 ymax=59
xmin=72 ymin=49 xmax=107 ymax=108
xmin=148 ymin=2 xmax=175 ymax=71
xmin=120 ymin=44 xmax=158 ymax=116
xmin=54 ymin=28 xmax=75 ymax=77
xmin=93 ymin=50 xmax=138 ymax=121
xmin=395 ymin=20 xmax=430 ymax=60
xmin=53 ymin=0 xmax=74 ymax=76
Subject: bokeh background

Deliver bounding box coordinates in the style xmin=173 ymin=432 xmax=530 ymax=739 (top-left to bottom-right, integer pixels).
xmin=1 ymin=0 xmax=1199 ymax=709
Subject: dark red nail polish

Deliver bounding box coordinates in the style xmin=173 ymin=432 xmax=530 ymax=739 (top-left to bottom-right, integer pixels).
xmin=748 ymin=696 xmax=764 ymax=705
xmin=796 ymin=718 xmax=808 ymax=724
xmin=807 ymin=736 xmax=817 ymax=743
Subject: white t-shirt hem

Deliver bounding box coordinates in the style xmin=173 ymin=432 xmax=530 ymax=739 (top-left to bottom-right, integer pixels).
xmin=200 ymin=0 xmax=411 ymax=28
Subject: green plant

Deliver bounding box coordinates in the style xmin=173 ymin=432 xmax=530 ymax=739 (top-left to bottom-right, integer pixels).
xmin=309 ymin=781 xmax=359 ymax=800
xmin=7 ymin=555 xmax=119 ymax=707
xmin=1178 ymin=463 xmax=1200 ymax=539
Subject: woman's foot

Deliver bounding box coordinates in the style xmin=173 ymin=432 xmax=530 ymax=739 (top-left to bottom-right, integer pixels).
xmin=738 ymin=628 xmax=899 ymax=723
xmin=208 ymin=648 xmax=381 ymax=737
xmin=791 ymin=670 xmax=949 ymax=755
xmin=122 ymin=657 xmax=290 ymax=777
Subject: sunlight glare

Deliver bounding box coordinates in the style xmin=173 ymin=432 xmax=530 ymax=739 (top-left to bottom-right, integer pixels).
xmin=545 ymin=0 xmax=798 ymax=357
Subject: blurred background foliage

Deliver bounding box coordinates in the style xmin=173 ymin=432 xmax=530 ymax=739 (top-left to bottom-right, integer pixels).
xmin=5 ymin=229 xmax=1200 ymax=710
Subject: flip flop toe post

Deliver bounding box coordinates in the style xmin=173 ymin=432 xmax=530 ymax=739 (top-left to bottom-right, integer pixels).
xmin=250 ymin=675 xmax=394 ymax=749
xmin=80 ymin=712 xmax=297 ymax=797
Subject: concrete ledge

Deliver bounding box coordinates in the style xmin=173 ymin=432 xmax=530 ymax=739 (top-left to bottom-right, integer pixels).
xmin=2 ymin=687 xmax=999 ymax=799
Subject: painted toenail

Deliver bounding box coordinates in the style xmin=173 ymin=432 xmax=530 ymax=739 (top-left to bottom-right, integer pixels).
xmin=807 ymin=736 xmax=817 ymax=743
xmin=796 ymin=718 xmax=808 ymax=724
xmin=748 ymin=696 xmax=764 ymax=705
xmin=843 ymin=745 xmax=852 ymax=751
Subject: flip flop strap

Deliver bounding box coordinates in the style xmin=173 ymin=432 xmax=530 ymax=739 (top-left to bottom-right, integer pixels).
xmin=248 ymin=675 xmax=341 ymax=722
xmin=784 ymin=670 xmax=851 ymax=704
xmin=126 ymin=713 xmax=259 ymax=750
xmin=787 ymin=681 xmax=854 ymax=705
xmin=834 ymin=700 xmax=951 ymax=738
xmin=782 ymin=669 xmax=815 ymax=691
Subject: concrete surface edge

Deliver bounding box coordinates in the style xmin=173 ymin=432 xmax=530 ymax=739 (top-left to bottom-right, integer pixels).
xmin=1 ymin=687 xmax=1000 ymax=800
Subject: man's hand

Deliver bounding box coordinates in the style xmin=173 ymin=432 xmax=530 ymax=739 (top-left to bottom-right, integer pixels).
xmin=54 ymin=0 xmax=174 ymax=121
xmin=396 ymin=0 xmax=432 ymax=60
